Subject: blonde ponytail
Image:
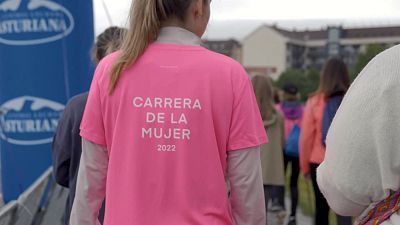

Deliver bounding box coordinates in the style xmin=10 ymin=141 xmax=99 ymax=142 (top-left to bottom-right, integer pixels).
xmin=108 ymin=0 xmax=161 ymax=94
xmin=108 ymin=0 xmax=196 ymax=94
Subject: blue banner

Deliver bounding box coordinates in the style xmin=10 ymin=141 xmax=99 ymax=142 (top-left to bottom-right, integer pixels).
xmin=0 ymin=0 xmax=94 ymax=202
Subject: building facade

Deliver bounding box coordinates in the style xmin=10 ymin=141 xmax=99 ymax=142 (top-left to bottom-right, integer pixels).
xmin=202 ymin=39 xmax=243 ymax=63
xmin=204 ymin=25 xmax=400 ymax=79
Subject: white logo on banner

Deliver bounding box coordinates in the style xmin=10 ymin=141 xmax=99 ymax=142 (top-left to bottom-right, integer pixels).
xmin=0 ymin=96 xmax=65 ymax=145
xmin=0 ymin=0 xmax=75 ymax=45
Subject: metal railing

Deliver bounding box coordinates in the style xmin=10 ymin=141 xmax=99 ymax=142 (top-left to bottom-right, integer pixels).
xmin=0 ymin=168 xmax=68 ymax=225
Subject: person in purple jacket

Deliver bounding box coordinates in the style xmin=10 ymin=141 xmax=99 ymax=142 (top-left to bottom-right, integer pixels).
xmin=277 ymin=83 xmax=303 ymax=225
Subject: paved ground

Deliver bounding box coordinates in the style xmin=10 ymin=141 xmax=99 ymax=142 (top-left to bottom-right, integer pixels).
xmin=267 ymin=198 xmax=313 ymax=225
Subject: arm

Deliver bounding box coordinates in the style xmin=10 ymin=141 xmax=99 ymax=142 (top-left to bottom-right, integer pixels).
xmin=70 ymin=138 xmax=108 ymax=225
xmin=52 ymin=107 xmax=72 ymax=187
xmin=52 ymin=141 xmax=71 ymax=187
xmin=299 ymin=99 xmax=315 ymax=175
xmin=317 ymin=169 xmax=365 ymax=216
xmin=316 ymin=105 xmax=372 ymax=217
xmin=227 ymin=147 xmax=266 ymax=225
xmin=317 ymin=48 xmax=400 ymax=217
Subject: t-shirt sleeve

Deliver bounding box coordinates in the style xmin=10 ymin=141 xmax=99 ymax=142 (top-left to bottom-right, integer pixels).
xmin=227 ymin=65 xmax=268 ymax=151
xmin=80 ymin=61 xmax=107 ymax=146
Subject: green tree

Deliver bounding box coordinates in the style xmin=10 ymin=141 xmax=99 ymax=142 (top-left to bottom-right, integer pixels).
xmin=275 ymin=69 xmax=320 ymax=102
xmin=304 ymin=69 xmax=320 ymax=99
xmin=351 ymin=44 xmax=387 ymax=80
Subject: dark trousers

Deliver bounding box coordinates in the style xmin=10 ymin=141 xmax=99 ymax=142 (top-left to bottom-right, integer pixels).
xmin=337 ymin=215 xmax=352 ymax=225
xmin=310 ymin=163 xmax=353 ymax=225
xmin=284 ymin=155 xmax=300 ymax=217
xmin=264 ymin=185 xmax=273 ymax=210
xmin=271 ymin=186 xmax=285 ymax=208
xmin=264 ymin=185 xmax=285 ymax=209
xmin=310 ymin=163 xmax=330 ymax=225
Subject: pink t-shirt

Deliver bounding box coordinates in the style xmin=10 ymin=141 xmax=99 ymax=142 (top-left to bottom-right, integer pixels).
xmin=80 ymin=43 xmax=267 ymax=225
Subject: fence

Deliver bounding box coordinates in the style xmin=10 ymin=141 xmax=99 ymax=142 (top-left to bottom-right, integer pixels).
xmin=0 ymin=168 xmax=68 ymax=225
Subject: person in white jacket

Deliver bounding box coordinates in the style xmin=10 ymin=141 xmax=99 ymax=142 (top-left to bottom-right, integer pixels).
xmin=317 ymin=44 xmax=400 ymax=224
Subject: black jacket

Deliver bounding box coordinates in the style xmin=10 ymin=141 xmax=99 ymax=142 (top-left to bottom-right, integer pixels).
xmin=52 ymin=93 xmax=89 ymax=225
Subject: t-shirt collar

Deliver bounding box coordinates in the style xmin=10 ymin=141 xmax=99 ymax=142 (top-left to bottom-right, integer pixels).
xmin=156 ymin=26 xmax=202 ymax=46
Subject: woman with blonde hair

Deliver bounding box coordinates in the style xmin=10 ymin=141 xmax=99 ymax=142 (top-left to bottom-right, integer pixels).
xmin=252 ymin=75 xmax=286 ymax=221
xmin=70 ymin=1 xmax=267 ymax=225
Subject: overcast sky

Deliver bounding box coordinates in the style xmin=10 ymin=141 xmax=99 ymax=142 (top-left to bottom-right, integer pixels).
xmin=94 ymin=0 xmax=400 ymax=37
